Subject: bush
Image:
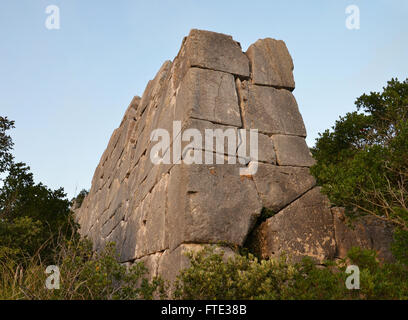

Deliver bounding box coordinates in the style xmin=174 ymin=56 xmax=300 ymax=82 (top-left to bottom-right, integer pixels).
xmin=174 ymin=246 xmax=408 ymax=300
xmin=0 ymin=239 xmax=165 ymax=300
xmin=71 ymin=189 xmax=89 ymax=210
xmin=174 ymin=246 xmax=297 ymax=300
xmin=0 ymin=162 xmax=78 ymax=264
xmin=0 ymin=217 xmax=43 ymax=261
xmin=0 ymin=117 xmax=166 ymax=300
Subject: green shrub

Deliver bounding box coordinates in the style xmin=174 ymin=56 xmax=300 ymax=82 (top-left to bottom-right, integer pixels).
xmin=0 ymin=239 xmax=165 ymax=300
xmin=0 ymin=217 xmax=43 ymax=261
xmin=174 ymin=246 xmax=297 ymax=300
xmin=392 ymin=229 xmax=408 ymax=266
xmin=174 ymin=246 xmax=408 ymax=300
xmin=71 ymin=189 xmax=89 ymax=210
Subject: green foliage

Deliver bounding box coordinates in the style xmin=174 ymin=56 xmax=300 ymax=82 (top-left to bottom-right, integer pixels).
xmin=0 ymin=217 xmax=43 ymax=261
xmin=259 ymin=207 xmax=276 ymax=222
xmin=0 ymin=116 xmax=14 ymax=174
xmin=0 ymin=239 xmax=165 ymax=300
xmin=0 ymin=117 xmax=164 ymax=299
xmin=392 ymin=229 xmax=408 ymax=266
xmin=174 ymin=246 xmax=408 ymax=300
xmin=310 ymin=78 xmax=408 ymax=263
xmin=347 ymin=247 xmax=408 ymax=299
xmin=0 ymin=162 xmax=78 ymax=263
xmin=174 ymin=246 xmax=296 ymax=300
xmin=0 ymin=116 xmax=78 ymax=263
xmin=71 ymin=189 xmax=89 ymax=209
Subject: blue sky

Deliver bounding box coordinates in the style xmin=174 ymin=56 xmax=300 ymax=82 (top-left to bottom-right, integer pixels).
xmin=1 ymin=0 xmax=407 ymax=199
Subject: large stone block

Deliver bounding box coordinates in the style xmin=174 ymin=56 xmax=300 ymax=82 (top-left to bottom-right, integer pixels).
xmin=249 ymin=187 xmax=336 ymax=263
xmin=252 ymin=163 xmax=316 ymax=212
xmin=238 ymin=131 xmax=276 ymax=164
xmin=166 ymin=164 xmax=262 ymax=250
xmin=172 ymin=29 xmax=249 ymax=88
xmin=120 ymin=175 xmax=168 ymax=262
xmin=120 ymin=96 xmax=141 ymax=126
xmin=246 ymin=38 xmax=295 ymax=90
xmin=132 ymin=251 xmax=163 ymax=281
xmin=100 ymin=202 xmax=126 ymax=239
xmin=237 ymin=81 xmax=306 ymax=136
xmin=175 ymin=67 xmax=242 ymax=127
xmin=332 ymin=207 xmax=395 ymax=262
xmin=271 ymin=134 xmax=315 ymax=167
xmin=106 ymin=220 xmax=127 ymax=254
xmin=137 ymin=60 xmax=172 ymax=116
xmin=179 ymin=118 xmax=239 ymax=162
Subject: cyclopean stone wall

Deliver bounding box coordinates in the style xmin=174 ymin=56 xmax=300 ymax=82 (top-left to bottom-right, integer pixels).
xmin=76 ymin=30 xmax=394 ymax=286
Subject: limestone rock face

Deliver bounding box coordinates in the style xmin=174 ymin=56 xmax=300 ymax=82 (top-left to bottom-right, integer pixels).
xmin=248 ymin=188 xmax=336 ymax=263
xmin=166 ymin=164 xmax=262 ymax=251
xmin=252 ymin=163 xmax=316 ymax=212
xmin=237 ymin=81 xmax=306 ymax=136
xmin=272 ymin=135 xmax=315 ymax=167
xmin=332 ymin=207 xmax=395 ymax=263
xmin=76 ymin=29 xmax=393 ymax=286
xmin=173 ymin=29 xmax=250 ymax=88
xmin=176 ymin=67 xmax=242 ymax=126
xmin=246 ymin=38 xmax=295 ymax=90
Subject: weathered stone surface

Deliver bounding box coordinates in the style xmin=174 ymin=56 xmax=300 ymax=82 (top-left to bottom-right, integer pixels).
xmin=252 ymin=163 xmax=316 ymax=212
xmin=249 ymin=188 xmax=336 ymax=263
xmin=133 ymin=251 xmax=163 ymax=281
xmin=272 ymin=134 xmax=315 ymax=167
xmin=120 ymin=96 xmax=141 ymax=126
xmin=172 ymin=29 xmax=249 ymax=89
xmin=238 ymin=131 xmax=276 ymax=164
xmin=138 ymin=60 xmax=172 ymax=117
xmin=120 ymin=175 xmax=169 ymax=262
xmin=106 ymin=220 xmax=127 ymax=254
xmin=180 ymin=118 xmax=239 ymax=161
xmin=246 ymin=38 xmax=295 ymax=90
xmin=76 ymin=30 xmax=396 ymax=285
xmin=100 ymin=202 xmax=126 ymax=239
xmin=175 ymin=67 xmax=242 ymax=127
xmin=332 ymin=207 xmax=395 ymax=262
xmin=255 ymin=133 xmax=277 ymax=164
xmin=237 ymin=81 xmax=306 ymax=136
xmin=167 ymin=164 xmax=262 ymax=250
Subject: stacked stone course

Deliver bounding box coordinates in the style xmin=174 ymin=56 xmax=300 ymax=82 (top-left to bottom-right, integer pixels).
xmin=76 ymin=30 xmax=394 ymax=285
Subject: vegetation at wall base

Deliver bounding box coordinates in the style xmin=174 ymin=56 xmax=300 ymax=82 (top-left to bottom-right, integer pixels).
xmin=0 ymin=78 xmax=407 ymax=300
xmin=173 ymin=246 xmax=408 ymax=300
xmin=0 ymin=239 xmax=165 ymax=300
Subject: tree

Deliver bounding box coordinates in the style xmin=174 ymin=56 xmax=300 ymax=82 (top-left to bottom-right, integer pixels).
xmin=0 ymin=117 xmax=78 ymax=263
xmin=310 ymin=78 xmax=408 ymax=263
xmin=0 ymin=116 xmax=15 ymax=174
xmin=0 ymin=162 xmax=78 ymax=262
xmin=71 ymin=189 xmax=89 ymax=210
